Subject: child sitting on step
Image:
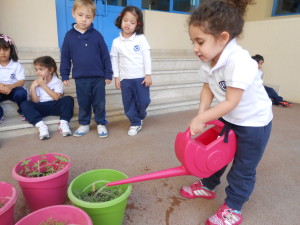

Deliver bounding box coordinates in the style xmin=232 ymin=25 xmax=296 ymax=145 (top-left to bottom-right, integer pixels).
xmin=21 ymin=56 xmax=74 ymax=140
xmin=0 ymin=34 xmax=28 ymax=124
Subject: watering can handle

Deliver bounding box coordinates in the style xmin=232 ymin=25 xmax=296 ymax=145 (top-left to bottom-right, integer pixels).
xmin=184 ymin=120 xmax=225 ymax=137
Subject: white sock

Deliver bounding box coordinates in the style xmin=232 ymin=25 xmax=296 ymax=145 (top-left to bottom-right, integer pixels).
xmin=35 ymin=121 xmax=46 ymax=128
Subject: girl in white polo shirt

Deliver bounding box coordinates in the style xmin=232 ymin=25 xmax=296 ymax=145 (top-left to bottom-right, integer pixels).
xmin=111 ymin=6 xmax=152 ymax=136
xmin=0 ymin=34 xmax=28 ymax=123
xmin=21 ymin=56 xmax=74 ymax=140
xmin=179 ymin=1 xmax=272 ymax=225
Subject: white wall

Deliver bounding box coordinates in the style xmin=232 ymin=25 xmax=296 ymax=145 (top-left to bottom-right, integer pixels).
xmin=238 ymin=17 xmax=300 ymax=103
xmin=0 ymin=0 xmax=58 ymax=48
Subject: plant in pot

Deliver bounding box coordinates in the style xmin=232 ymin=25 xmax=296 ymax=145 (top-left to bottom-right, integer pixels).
xmin=15 ymin=205 xmax=92 ymax=225
xmin=0 ymin=181 xmax=18 ymax=225
xmin=12 ymin=153 xmax=72 ymax=212
xmin=68 ymin=169 xmax=132 ymax=225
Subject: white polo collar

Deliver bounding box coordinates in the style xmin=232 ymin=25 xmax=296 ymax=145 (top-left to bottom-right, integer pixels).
xmin=120 ymin=32 xmax=136 ymax=41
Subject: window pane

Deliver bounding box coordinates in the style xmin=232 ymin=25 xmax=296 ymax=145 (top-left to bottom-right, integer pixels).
xmin=142 ymin=0 xmax=170 ymax=11
xmin=273 ymin=0 xmax=300 ymax=16
xmin=107 ymin=0 xmax=127 ymax=6
xmin=174 ymin=0 xmax=198 ymax=12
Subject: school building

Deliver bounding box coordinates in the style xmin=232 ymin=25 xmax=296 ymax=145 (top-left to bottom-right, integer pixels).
xmin=0 ymin=0 xmax=299 ymax=137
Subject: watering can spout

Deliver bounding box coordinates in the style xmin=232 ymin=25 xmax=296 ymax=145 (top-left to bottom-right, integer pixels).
xmin=106 ymin=166 xmax=189 ymax=186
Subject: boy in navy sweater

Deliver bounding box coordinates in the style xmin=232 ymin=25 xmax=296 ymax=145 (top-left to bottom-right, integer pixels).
xmin=60 ymin=0 xmax=113 ymax=138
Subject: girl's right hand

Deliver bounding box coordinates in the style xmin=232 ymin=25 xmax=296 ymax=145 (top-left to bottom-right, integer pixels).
xmin=189 ymin=115 xmax=206 ymax=136
xmin=63 ymin=80 xmax=70 ymax=87
xmin=115 ymin=77 xmax=121 ymax=90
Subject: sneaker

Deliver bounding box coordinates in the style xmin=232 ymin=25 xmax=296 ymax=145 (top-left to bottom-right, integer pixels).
xmin=180 ymin=180 xmax=216 ymax=199
xmin=97 ymin=124 xmax=108 ymax=138
xmin=0 ymin=116 xmax=3 ymax=124
xmin=38 ymin=124 xmax=50 ymax=140
xmin=21 ymin=115 xmax=26 ymax=121
xmin=206 ymin=203 xmax=243 ymax=225
xmin=73 ymin=125 xmax=90 ymax=137
xmin=128 ymin=125 xmax=142 ymax=136
xmin=58 ymin=120 xmax=72 ymax=137
xmin=277 ymin=101 xmax=292 ymax=107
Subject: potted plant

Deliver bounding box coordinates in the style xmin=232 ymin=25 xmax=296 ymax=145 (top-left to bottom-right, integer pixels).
xmin=15 ymin=205 xmax=92 ymax=225
xmin=68 ymin=169 xmax=132 ymax=225
xmin=0 ymin=181 xmax=17 ymax=225
xmin=12 ymin=153 xmax=72 ymax=212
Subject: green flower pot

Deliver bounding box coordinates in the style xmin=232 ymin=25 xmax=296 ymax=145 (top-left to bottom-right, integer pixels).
xmin=68 ymin=169 xmax=132 ymax=225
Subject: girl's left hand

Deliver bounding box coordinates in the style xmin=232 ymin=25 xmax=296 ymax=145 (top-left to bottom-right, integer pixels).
xmin=142 ymin=75 xmax=152 ymax=87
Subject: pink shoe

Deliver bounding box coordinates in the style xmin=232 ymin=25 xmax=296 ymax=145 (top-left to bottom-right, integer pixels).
xmin=180 ymin=180 xmax=216 ymax=199
xmin=206 ymin=203 xmax=243 ymax=225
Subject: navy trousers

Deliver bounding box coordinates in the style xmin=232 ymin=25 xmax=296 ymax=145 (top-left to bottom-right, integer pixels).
xmin=202 ymin=119 xmax=272 ymax=211
xmin=121 ymin=78 xmax=151 ymax=126
xmin=75 ymin=77 xmax=107 ymax=125
xmin=0 ymin=87 xmax=27 ymax=117
xmin=20 ymin=96 xmax=74 ymax=126
xmin=264 ymin=85 xmax=283 ymax=104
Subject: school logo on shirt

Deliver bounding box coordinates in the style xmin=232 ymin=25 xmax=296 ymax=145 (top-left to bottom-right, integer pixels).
xmin=219 ymin=81 xmax=227 ymax=92
xmin=133 ymin=45 xmax=140 ymax=51
xmin=10 ymin=74 xmax=16 ymax=80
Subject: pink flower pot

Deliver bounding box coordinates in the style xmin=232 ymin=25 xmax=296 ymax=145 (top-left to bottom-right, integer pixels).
xmin=15 ymin=205 xmax=93 ymax=225
xmin=0 ymin=182 xmax=17 ymax=225
xmin=12 ymin=153 xmax=72 ymax=212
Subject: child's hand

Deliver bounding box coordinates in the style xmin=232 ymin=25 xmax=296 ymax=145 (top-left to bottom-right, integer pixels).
xmin=189 ymin=115 xmax=206 ymax=136
xmin=63 ymin=80 xmax=70 ymax=87
xmin=0 ymin=83 xmax=5 ymax=93
xmin=0 ymin=85 xmax=11 ymax=95
xmin=37 ymin=77 xmax=47 ymax=87
xmin=142 ymin=75 xmax=152 ymax=87
xmin=31 ymin=80 xmax=39 ymax=89
xmin=115 ymin=77 xmax=121 ymax=90
xmin=105 ymin=79 xmax=111 ymax=85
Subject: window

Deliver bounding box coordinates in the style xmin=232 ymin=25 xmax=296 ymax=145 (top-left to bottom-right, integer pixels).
xmin=272 ymin=0 xmax=300 ymax=16
xmin=142 ymin=0 xmax=200 ymax=13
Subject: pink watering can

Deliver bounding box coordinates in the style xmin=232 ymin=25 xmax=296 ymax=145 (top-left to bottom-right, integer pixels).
xmin=107 ymin=120 xmax=236 ymax=186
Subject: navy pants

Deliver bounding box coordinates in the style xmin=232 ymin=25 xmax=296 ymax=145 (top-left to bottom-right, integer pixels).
xmin=121 ymin=78 xmax=151 ymax=126
xmin=75 ymin=77 xmax=107 ymax=125
xmin=202 ymin=119 xmax=272 ymax=211
xmin=264 ymin=85 xmax=283 ymax=104
xmin=0 ymin=87 xmax=27 ymax=117
xmin=20 ymin=96 xmax=74 ymax=126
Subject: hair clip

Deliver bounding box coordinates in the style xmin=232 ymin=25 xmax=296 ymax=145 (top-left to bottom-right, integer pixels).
xmin=0 ymin=34 xmax=14 ymax=45
xmin=119 ymin=14 xmax=122 ymax=17
xmin=138 ymin=22 xmax=141 ymax=25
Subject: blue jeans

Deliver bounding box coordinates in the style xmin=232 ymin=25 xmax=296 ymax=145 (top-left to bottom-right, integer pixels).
xmin=0 ymin=87 xmax=28 ymax=117
xmin=20 ymin=96 xmax=74 ymax=125
xmin=121 ymin=78 xmax=151 ymax=126
xmin=75 ymin=77 xmax=107 ymax=125
xmin=202 ymin=119 xmax=272 ymax=211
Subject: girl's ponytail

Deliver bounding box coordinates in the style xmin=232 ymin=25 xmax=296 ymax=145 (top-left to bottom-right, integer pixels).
xmin=228 ymin=0 xmax=256 ymax=17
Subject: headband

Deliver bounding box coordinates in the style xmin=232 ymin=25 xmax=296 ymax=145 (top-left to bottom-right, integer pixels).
xmin=0 ymin=34 xmax=14 ymax=45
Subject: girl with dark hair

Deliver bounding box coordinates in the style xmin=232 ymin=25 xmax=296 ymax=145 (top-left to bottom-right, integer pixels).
xmin=0 ymin=34 xmax=28 ymax=123
xmin=21 ymin=56 xmax=74 ymax=140
xmin=252 ymin=54 xmax=292 ymax=107
xmin=111 ymin=6 xmax=152 ymax=136
xmin=179 ymin=1 xmax=273 ymax=224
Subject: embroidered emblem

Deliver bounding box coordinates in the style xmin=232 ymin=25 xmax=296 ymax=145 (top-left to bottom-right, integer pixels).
xmin=133 ymin=45 xmax=140 ymax=51
xmin=10 ymin=74 xmax=16 ymax=80
xmin=219 ymin=81 xmax=226 ymax=92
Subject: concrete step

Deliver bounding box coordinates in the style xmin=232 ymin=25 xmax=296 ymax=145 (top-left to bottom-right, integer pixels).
xmin=20 ymin=57 xmax=200 ymax=77
xmin=1 ymin=81 xmax=202 ymax=116
xmin=0 ymin=95 xmax=200 ymax=139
